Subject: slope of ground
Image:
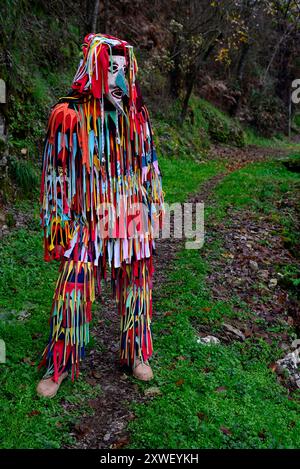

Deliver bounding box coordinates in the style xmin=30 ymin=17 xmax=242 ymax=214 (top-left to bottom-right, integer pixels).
xmin=125 ymin=149 xmax=300 ymax=449
xmin=1 ymin=97 xmax=300 ymax=448
xmin=64 ymin=146 xmax=300 ymax=449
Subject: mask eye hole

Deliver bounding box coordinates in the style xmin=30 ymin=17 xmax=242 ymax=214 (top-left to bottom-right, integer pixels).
xmin=112 ymin=63 xmax=119 ymax=73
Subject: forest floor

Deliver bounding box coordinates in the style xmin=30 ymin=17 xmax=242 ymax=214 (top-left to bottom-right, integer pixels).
xmin=0 ymin=142 xmax=300 ymax=449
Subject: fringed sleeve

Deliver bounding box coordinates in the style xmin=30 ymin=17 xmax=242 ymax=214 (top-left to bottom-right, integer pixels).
xmin=39 ymin=102 xmax=81 ymax=261
xmin=140 ymin=104 xmax=165 ymax=231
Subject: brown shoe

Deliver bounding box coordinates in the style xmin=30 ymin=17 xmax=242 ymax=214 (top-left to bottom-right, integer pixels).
xmin=132 ymin=359 xmax=154 ymax=381
xmin=36 ymin=371 xmax=68 ymax=398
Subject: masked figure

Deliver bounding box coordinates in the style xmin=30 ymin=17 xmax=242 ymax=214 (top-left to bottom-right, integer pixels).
xmin=36 ymin=33 xmax=165 ymax=397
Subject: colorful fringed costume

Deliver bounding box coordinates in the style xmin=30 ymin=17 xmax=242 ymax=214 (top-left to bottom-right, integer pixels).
xmin=38 ymin=33 xmax=165 ymax=383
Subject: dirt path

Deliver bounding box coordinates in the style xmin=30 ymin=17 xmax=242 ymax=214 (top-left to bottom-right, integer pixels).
xmin=62 ymin=172 xmax=226 ymax=450
xmin=62 ymin=144 xmax=297 ymax=448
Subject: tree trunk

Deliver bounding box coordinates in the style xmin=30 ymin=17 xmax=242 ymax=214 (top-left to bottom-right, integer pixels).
xmin=179 ymin=73 xmax=195 ymax=125
xmin=90 ymin=0 xmax=100 ymax=32
xmin=169 ymin=33 xmax=182 ymax=99
xmin=102 ymin=0 xmax=108 ymax=33
xmin=231 ymin=42 xmax=250 ymax=116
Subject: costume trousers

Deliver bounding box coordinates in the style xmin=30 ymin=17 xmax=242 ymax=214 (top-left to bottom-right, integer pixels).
xmin=38 ymin=255 xmax=155 ymax=383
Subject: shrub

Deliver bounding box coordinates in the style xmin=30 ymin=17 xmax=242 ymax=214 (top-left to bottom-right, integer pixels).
xmin=8 ymin=156 xmax=39 ymax=197
xmin=200 ymin=99 xmax=246 ymax=147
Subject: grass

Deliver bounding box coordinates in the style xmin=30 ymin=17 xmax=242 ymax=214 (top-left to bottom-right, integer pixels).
xmin=0 ymin=219 xmax=100 ymax=448
xmin=244 ymin=126 xmax=300 ymax=152
xmin=159 ymin=156 xmax=225 ymax=204
xmin=0 ymin=139 xmax=225 ymax=449
xmin=8 ymin=157 xmax=40 ymax=197
xmin=212 ymin=159 xmax=300 ymax=220
xmin=1 ymin=91 xmax=300 ymax=448
xmin=126 ymin=156 xmax=300 ymax=449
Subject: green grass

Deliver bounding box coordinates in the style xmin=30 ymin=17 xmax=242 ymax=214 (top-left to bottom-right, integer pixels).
xmin=2 ymin=153 xmax=300 ymax=449
xmin=1 ymin=89 xmax=300 ymax=448
xmin=0 ymin=137 xmax=226 ymax=448
xmin=244 ymin=126 xmax=300 ymax=151
xmin=127 ymin=157 xmax=300 ymax=449
xmin=8 ymin=157 xmax=40 ymax=197
xmin=211 ymin=159 xmax=300 ymax=221
xmin=159 ymin=156 xmax=225 ymax=204
xmin=0 ymin=221 xmax=100 ymax=448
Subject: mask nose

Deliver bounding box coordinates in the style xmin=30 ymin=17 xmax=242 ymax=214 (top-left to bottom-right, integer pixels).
xmin=116 ymin=69 xmax=129 ymax=96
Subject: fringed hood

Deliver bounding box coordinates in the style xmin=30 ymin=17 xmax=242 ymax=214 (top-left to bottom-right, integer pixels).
xmin=71 ymin=33 xmax=138 ymax=114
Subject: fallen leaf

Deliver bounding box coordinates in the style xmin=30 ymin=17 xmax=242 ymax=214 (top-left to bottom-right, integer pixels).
xmin=88 ymin=399 xmax=100 ymax=409
xmin=258 ymin=430 xmax=266 ymax=440
xmin=91 ymin=370 xmax=102 ymax=379
xmin=22 ymin=357 xmax=35 ymax=366
xmin=215 ymin=386 xmax=227 ymax=393
xmin=85 ymin=377 xmax=98 ymax=386
xmin=197 ymin=412 xmax=208 ymax=421
xmin=110 ymin=436 xmax=130 ymax=449
xmin=175 ymin=379 xmax=184 ymax=386
xmin=144 ymin=386 xmax=162 ymax=397
xmin=269 ymin=362 xmax=277 ymax=372
xmin=220 ymin=426 xmax=232 ymax=436
xmin=269 ymin=278 xmax=278 ymax=288
xmin=74 ymin=423 xmax=91 ymax=438
xmin=221 ymin=252 xmax=234 ymax=259
xmin=31 ymin=333 xmax=42 ymax=340
xmin=27 ymin=410 xmax=41 ymax=417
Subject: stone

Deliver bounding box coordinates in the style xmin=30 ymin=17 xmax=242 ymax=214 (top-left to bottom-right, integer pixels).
xmin=197 ymin=335 xmax=220 ymax=345
xmin=276 ymin=348 xmax=300 ymax=374
xmin=17 ymin=310 xmax=31 ymax=321
xmin=280 ymin=342 xmax=290 ymax=351
xmin=292 ymin=339 xmax=300 ymax=349
xmin=249 ymin=260 xmax=258 ymax=271
xmin=223 ymin=323 xmax=245 ymax=341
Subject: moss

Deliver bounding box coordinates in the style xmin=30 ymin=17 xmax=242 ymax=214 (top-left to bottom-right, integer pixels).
xmin=198 ymin=98 xmax=246 ymax=147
